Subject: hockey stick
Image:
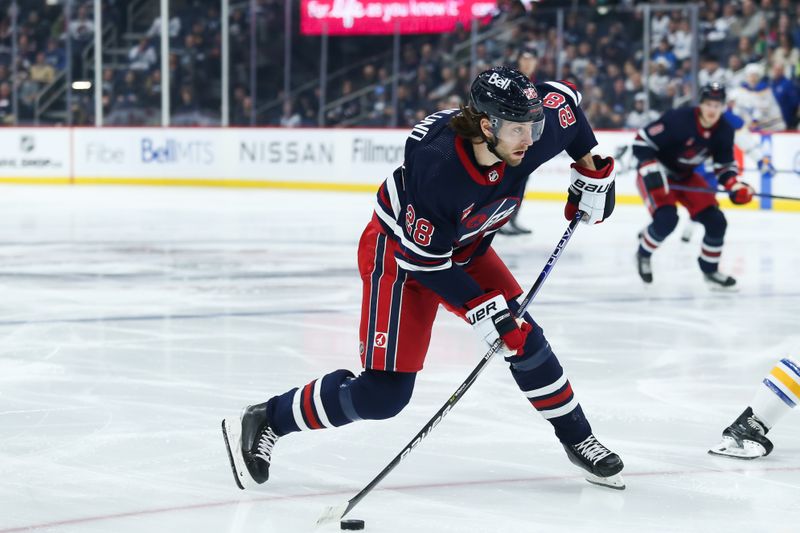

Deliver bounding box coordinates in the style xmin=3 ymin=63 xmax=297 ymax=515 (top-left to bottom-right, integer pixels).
xmin=316 ymin=210 xmax=586 ymax=526
xmin=669 ymin=183 xmax=800 ymax=202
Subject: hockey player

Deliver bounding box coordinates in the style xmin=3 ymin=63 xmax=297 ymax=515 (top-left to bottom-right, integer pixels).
xmin=222 ymin=66 xmax=625 ymax=492
xmin=709 ymin=357 xmax=800 ymax=459
xmin=633 ymin=82 xmax=755 ymax=289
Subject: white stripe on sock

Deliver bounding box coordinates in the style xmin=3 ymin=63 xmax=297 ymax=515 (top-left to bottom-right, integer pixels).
xmin=524 ymin=374 xmax=567 ymax=399
xmin=291 ymin=388 xmax=311 ymax=431
xmin=538 ymin=396 xmax=580 ymax=419
xmin=313 ymin=377 xmax=333 ymax=429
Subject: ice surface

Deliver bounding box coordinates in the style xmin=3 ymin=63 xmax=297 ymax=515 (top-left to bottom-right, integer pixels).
xmin=1 ymin=186 xmax=798 ymax=532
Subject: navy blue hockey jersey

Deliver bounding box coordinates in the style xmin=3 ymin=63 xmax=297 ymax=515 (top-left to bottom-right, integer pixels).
xmin=632 ymin=106 xmax=738 ymax=185
xmin=373 ymin=81 xmax=597 ymax=308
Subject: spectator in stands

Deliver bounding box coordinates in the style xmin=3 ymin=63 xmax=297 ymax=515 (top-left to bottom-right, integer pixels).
xmin=101 ymin=67 xmax=116 ymax=114
xmin=44 ymin=38 xmax=65 ymax=71
xmin=128 ymin=37 xmax=158 ymax=72
xmin=701 ymin=5 xmax=732 ymax=57
xmin=69 ymin=4 xmax=94 ymax=43
xmin=428 ymin=66 xmax=456 ymax=102
xmin=772 ymin=33 xmax=799 ymax=73
xmin=769 ymin=61 xmax=799 ymax=129
xmin=517 ymin=48 xmax=538 ymax=82
xmin=143 ymin=69 xmax=162 ymax=108
xmin=279 ymin=99 xmax=301 ymax=128
xmin=727 ymin=55 xmax=747 ymax=89
xmin=175 ymin=85 xmax=199 ymax=114
xmin=736 ymin=36 xmax=761 ymax=65
xmin=652 ymin=39 xmax=678 ymax=73
xmin=626 ymin=92 xmax=659 ymax=130
xmin=29 ymin=51 xmax=55 ymax=85
xmin=698 ymin=54 xmax=729 ymax=88
xmin=731 ymin=62 xmax=786 ymax=131
xmin=732 ymin=0 xmax=765 ymax=40
xmin=0 ymin=82 xmax=13 ymax=124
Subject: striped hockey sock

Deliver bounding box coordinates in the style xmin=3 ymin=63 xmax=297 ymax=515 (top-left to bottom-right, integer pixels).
xmin=266 ymin=369 xmax=358 ymax=436
xmin=510 ymin=354 xmax=591 ymax=445
xmin=698 ymin=235 xmax=724 ymax=273
xmin=751 ymin=358 xmax=800 ymax=429
xmin=638 ymin=226 xmax=664 ymax=258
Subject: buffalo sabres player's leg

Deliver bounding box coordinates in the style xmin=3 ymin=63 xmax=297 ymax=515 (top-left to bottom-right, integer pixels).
xmin=693 ymin=205 xmax=736 ymax=289
xmin=710 ymin=358 xmax=800 ymax=459
xmin=506 ymin=300 xmax=625 ymax=489
xmin=636 ymin=206 xmax=678 ymax=284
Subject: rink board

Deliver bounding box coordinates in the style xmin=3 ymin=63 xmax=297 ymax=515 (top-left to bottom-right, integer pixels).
xmin=0 ymin=127 xmax=797 ymax=210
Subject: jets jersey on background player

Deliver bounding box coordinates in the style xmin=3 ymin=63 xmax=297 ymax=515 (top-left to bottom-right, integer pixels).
xmin=373 ymin=80 xmax=597 ymax=309
xmin=633 ymin=106 xmax=738 ymax=187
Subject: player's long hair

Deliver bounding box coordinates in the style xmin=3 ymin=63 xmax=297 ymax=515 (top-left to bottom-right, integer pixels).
xmin=449 ymin=104 xmax=487 ymax=143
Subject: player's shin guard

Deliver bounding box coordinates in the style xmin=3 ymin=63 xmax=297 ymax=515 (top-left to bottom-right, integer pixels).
xmin=511 ymin=351 xmax=590 ymax=444
xmin=637 ymin=207 xmax=677 ymax=284
xmin=694 ymin=207 xmax=735 ymax=288
xmin=508 ymin=341 xmax=624 ymax=488
xmin=752 ymin=358 xmax=800 ymax=427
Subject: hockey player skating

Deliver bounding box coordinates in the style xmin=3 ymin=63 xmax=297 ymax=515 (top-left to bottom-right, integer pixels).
xmin=709 ymin=357 xmax=800 ymax=459
xmin=633 ymin=82 xmax=755 ymax=290
xmin=222 ymin=66 xmax=625 ymax=493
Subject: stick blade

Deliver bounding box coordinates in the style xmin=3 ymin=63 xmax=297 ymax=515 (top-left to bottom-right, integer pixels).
xmin=316 ymin=502 xmax=349 ymax=527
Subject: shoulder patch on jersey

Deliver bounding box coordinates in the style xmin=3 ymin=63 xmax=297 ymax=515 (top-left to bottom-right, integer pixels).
xmin=647 ymin=123 xmax=665 ymax=136
xmin=543 ymin=80 xmax=582 ymax=106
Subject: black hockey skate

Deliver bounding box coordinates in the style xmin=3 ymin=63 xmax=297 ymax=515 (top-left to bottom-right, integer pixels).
xmin=708 ymin=407 xmax=773 ymax=459
xmin=563 ymin=434 xmax=625 ymax=489
xmin=636 ymin=251 xmax=653 ymax=284
xmin=222 ymin=402 xmax=280 ymax=489
xmin=704 ymin=271 xmax=737 ymax=291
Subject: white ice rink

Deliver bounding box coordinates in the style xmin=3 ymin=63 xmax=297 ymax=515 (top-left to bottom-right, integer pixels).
xmin=1 ymin=185 xmax=799 ymax=533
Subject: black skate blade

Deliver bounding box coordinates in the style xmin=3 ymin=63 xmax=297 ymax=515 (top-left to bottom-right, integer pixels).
xmin=221 ymin=419 xmax=246 ymax=490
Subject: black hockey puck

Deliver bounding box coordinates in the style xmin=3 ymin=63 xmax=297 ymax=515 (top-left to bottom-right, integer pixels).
xmin=340 ymin=518 xmax=365 ymax=530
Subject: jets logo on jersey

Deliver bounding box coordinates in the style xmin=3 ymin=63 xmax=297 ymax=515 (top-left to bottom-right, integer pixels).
xmin=487 ymin=72 xmax=511 ymax=90
xmin=523 ymin=87 xmax=538 ymax=100
xmin=648 ymin=123 xmax=665 ymax=136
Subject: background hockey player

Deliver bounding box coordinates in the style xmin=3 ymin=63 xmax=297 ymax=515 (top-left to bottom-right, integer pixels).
xmin=633 ymin=82 xmax=755 ymax=289
xmin=710 ymin=357 xmax=800 ymax=459
xmin=222 ymin=66 xmax=626 ymax=493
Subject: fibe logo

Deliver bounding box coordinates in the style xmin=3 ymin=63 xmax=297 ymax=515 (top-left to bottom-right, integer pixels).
xmin=140 ymin=138 xmax=214 ymax=164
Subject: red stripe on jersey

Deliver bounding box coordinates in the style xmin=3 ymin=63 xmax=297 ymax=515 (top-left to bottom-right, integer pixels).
xmin=701 ymin=250 xmax=722 ymax=257
xmin=378 ymin=183 xmax=390 ymax=206
xmin=370 ymin=240 xmax=395 ymax=370
xmin=531 ymin=384 xmax=573 ymax=409
xmin=302 ymin=382 xmax=322 ymax=429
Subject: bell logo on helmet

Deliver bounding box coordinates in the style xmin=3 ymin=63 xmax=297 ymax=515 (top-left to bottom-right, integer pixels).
xmin=487 ymin=72 xmax=511 ymax=90
xmin=523 ymin=87 xmax=538 ymax=100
